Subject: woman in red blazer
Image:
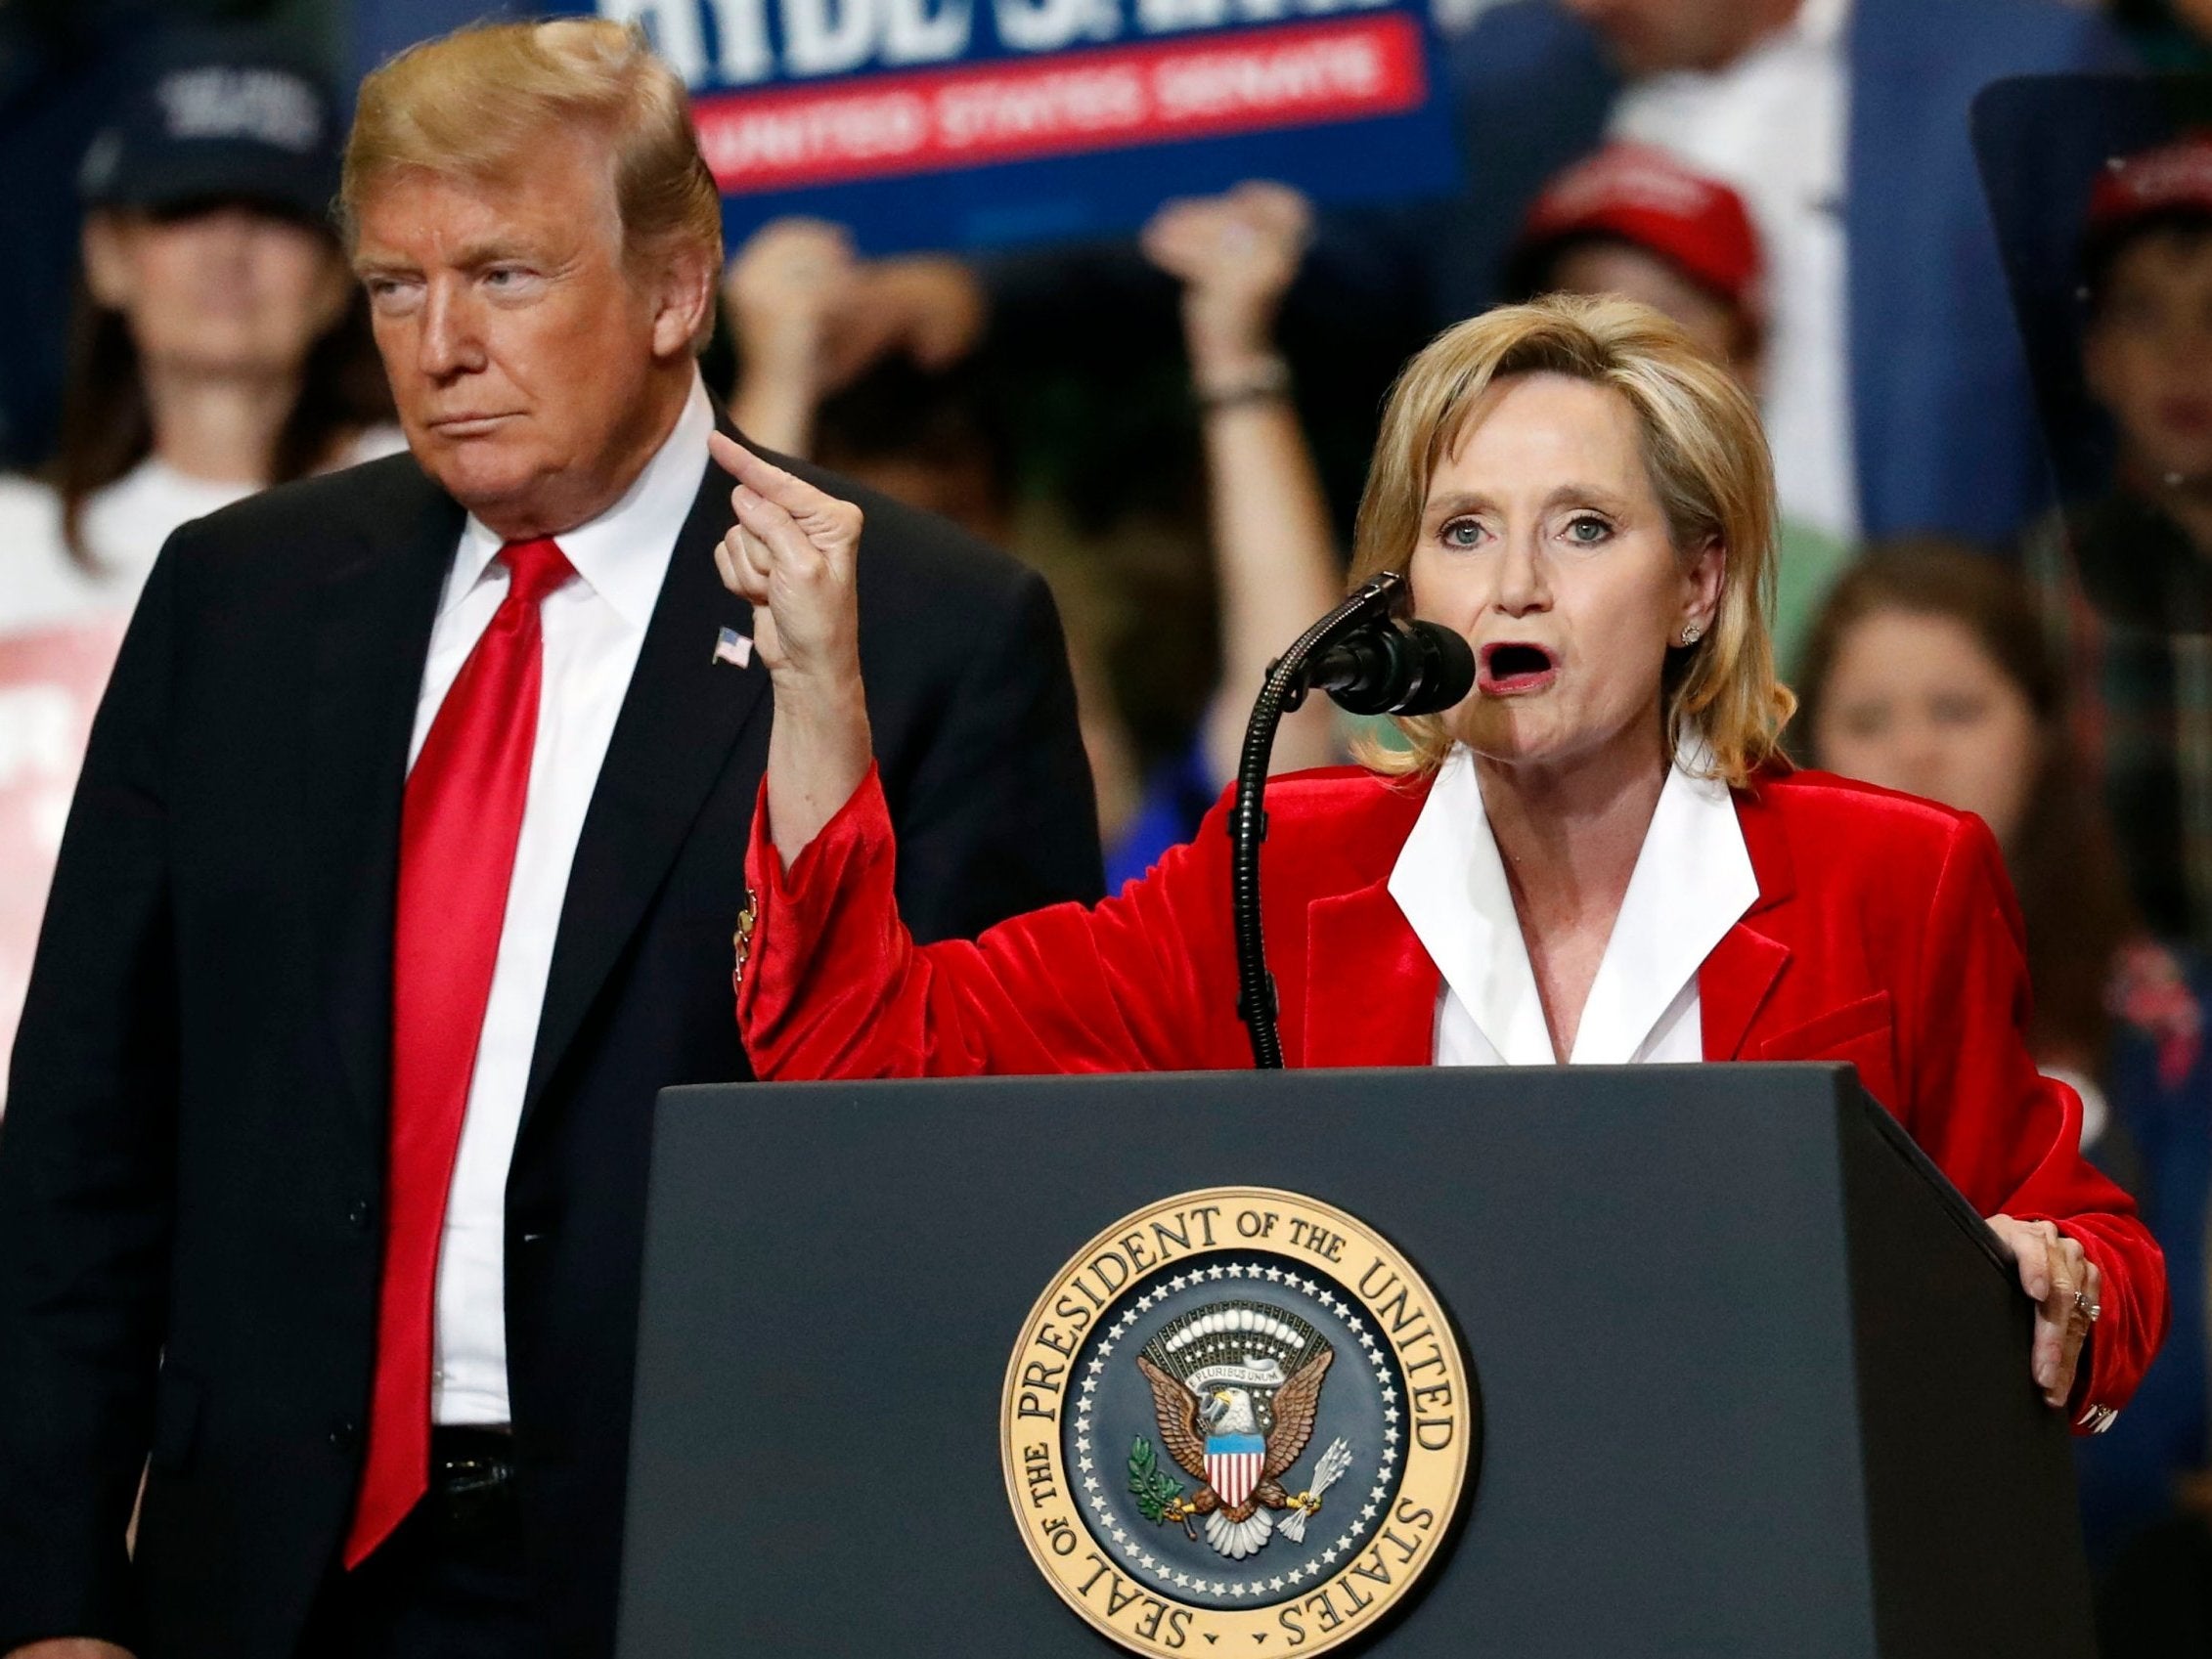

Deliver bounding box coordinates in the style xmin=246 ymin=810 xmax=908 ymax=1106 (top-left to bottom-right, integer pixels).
xmin=711 ymin=293 xmax=2166 ymax=1429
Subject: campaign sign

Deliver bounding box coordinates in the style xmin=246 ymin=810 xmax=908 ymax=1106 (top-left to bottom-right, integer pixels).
xmin=556 ymin=0 xmax=1460 ymax=250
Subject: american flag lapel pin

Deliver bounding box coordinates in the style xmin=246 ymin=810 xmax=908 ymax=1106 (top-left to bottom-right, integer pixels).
xmin=712 ymin=626 xmax=753 ymax=669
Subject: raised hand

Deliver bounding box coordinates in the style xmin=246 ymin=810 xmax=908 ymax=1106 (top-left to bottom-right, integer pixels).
xmin=709 ymin=430 xmax=872 ymax=860
xmin=724 ymin=220 xmax=859 ymax=389
xmin=1140 ymin=181 xmax=1313 ymax=384
xmin=824 ymin=253 xmax=987 ymax=388
xmin=708 ymin=431 xmax=863 ymax=678
xmin=724 ymin=224 xmax=986 ymax=458
xmin=723 ymin=218 xmax=863 ymax=456
xmin=1140 ymin=182 xmax=1342 ymax=785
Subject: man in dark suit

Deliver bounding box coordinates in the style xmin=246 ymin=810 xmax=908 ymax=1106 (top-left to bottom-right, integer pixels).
xmin=0 ymin=19 xmax=1099 ymax=1659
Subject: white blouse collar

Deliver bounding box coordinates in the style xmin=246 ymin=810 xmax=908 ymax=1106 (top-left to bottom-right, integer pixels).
xmin=1387 ymin=738 xmax=1758 ymax=1065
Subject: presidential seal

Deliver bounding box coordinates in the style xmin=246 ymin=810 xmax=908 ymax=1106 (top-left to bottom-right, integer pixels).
xmin=1001 ymin=1188 xmax=1474 ymax=1655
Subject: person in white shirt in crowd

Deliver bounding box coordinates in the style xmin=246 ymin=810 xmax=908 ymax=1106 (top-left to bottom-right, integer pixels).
xmin=1506 ymin=141 xmax=1854 ymax=678
xmin=0 ymin=34 xmax=398 ymax=637
xmin=1495 ymin=0 xmax=2113 ymax=548
xmin=1424 ymin=0 xmax=2134 ymax=549
xmin=1559 ymin=0 xmax=1860 ymax=544
xmin=0 ymin=34 xmax=398 ymax=1102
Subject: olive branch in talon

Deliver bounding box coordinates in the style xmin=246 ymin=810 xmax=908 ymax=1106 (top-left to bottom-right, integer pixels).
xmin=1129 ymin=1436 xmax=1196 ymax=1537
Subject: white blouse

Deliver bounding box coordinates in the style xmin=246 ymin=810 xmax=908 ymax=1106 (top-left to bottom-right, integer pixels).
xmin=1388 ymin=743 xmax=1758 ymax=1066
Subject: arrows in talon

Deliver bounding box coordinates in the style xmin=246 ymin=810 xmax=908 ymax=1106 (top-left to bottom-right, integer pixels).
xmin=1277 ymin=1437 xmax=1352 ymax=1543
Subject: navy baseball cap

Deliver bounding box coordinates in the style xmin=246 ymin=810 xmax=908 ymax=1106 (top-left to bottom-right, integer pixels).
xmin=77 ymin=33 xmax=341 ymax=226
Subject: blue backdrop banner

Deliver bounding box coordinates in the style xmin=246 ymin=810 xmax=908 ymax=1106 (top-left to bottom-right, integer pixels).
xmin=527 ymin=0 xmax=1459 ymax=251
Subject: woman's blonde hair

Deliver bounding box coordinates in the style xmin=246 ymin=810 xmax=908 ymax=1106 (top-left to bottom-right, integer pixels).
xmin=1348 ymin=292 xmax=1793 ymax=788
xmin=341 ymin=19 xmax=722 ymax=331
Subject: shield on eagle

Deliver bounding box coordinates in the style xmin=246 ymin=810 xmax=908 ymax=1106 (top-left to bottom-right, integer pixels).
xmin=1205 ymin=1432 xmax=1266 ymax=1509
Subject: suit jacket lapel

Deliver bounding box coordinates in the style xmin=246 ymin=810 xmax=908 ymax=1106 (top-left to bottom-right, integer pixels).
xmin=1304 ymin=880 xmax=1438 ymax=1069
xmin=1699 ymin=778 xmax=1796 ymax=1060
xmin=308 ymin=471 xmax=464 ymax=1147
xmin=519 ymin=440 xmax=767 ymax=1128
xmin=1700 ymin=926 xmax=1791 ymax=1062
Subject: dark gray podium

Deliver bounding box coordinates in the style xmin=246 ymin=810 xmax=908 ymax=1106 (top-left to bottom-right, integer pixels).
xmin=616 ymin=1065 xmax=2092 ymax=1657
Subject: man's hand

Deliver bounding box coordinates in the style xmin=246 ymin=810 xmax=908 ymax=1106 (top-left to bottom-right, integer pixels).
xmin=6 ymin=1641 xmax=137 ymax=1659
xmin=1986 ymin=1214 xmax=2101 ymax=1409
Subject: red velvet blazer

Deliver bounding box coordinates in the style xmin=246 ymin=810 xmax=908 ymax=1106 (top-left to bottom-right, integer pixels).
xmin=738 ymin=762 xmax=2168 ymax=1420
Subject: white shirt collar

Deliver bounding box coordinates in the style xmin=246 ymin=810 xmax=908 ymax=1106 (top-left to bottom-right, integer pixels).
xmin=447 ymin=371 xmax=714 ymax=632
xmin=1792 ymin=0 xmax=1850 ymax=51
xmin=1388 ymin=737 xmax=1758 ymax=1065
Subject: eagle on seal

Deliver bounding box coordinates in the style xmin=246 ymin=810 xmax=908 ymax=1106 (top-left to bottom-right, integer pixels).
xmin=1135 ymin=1346 xmax=1334 ymax=1560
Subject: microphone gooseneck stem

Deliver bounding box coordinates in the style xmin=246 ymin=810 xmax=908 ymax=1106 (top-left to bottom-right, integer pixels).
xmin=1231 ymin=571 xmax=1407 ymax=1070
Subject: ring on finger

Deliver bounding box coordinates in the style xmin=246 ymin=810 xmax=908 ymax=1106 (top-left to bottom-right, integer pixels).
xmin=2072 ymin=1288 xmax=2101 ymax=1323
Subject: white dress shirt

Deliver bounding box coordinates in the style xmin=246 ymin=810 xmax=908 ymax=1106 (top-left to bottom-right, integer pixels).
xmin=1610 ymin=0 xmax=1857 ymax=544
xmin=1389 ymin=742 xmax=1759 ymax=1067
xmin=409 ymin=373 xmax=714 ymax=1425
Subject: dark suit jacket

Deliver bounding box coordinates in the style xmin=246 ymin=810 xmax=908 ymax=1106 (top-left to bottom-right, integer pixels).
xmin=0 ymin=424 xmax=1103 ymax=1659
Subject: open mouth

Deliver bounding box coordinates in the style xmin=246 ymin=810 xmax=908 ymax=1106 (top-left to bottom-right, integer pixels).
xmin=1479 ymin=641 xmax=1558 ymax=696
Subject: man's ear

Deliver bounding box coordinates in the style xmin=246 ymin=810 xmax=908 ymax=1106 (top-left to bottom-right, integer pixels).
xmin=650 ymin=239 xmax=719 ymax=360
xmin=81 ymin=211 xmax=136 ymax=311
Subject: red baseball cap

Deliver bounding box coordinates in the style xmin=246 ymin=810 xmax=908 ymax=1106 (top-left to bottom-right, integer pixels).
xmin=1513 ymin=142 xmax=1763 ymax=321
xmin=2087 ymin=132 xmax=2212 ymax=233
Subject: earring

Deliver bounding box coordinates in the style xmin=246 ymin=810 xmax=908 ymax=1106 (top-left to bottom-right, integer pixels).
xmin=1680 ymin=624 xmax=1703 ymax=646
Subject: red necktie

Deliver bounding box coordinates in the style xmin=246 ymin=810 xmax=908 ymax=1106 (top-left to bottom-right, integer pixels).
xmin=345 ymin=538 xmax=572 ymax=1567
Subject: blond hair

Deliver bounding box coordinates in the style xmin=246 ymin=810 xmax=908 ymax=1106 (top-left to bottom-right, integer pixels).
xmin=342 ymin=19 xmax=722 ymax=329
xmin=1348 ymin=292 xmax=1793 ymax=788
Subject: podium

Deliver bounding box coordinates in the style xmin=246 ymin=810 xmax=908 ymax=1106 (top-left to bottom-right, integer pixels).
xmin=615 ymin=1065 xmax=2093 ymax=1657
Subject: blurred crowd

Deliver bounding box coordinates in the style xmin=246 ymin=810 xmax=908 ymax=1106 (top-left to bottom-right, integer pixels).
xmin=5 ymin=0 xmax=2212 ymax=1645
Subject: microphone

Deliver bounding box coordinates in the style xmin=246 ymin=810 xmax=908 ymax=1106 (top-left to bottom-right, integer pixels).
xmin=1305 ymin=620 xmax=1476 ymax=716
xmin=1233 ymin=570 xmax=1460 ymax=1069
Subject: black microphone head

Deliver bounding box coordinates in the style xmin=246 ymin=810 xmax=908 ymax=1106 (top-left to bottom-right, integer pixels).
xmin=1317 ymin=620 xmax=1475 ymax=716
xmin=1389 ymin=621 xmax=1476 ymax=716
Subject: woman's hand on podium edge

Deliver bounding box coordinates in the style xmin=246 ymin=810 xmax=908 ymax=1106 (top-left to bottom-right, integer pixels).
xmin=708 ymin=431 xmax=873 ymax=872
xmin=1985 ymin=1213 xmax=2101 ymax=1410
